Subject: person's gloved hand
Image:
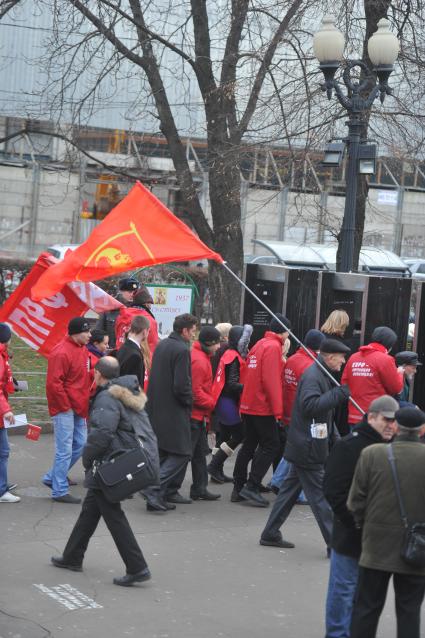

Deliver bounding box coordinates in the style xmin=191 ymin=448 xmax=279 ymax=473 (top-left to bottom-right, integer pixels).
xmin=339 ymin=384 xmax=350 ymax=399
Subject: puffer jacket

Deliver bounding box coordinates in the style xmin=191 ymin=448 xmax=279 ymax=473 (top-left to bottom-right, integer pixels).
xmin=83 ymin=374 xmax=160 ymax=489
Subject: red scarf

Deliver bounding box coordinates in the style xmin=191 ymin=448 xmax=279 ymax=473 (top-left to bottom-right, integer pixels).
xmin=211 ymin=349 xmax=246 ymax=407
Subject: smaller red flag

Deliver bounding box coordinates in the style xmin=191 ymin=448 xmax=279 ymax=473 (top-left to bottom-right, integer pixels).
xmin=0 ymin=253 xmax=88 ymax=356
xmin=31 ymin=182 xmax=223 ymax=301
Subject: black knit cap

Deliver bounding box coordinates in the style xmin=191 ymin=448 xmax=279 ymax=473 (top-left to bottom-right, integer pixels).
xmin=320 ymin=338 xmax=350 ymax=354
xmin=119 ymin=277 xmax=139 ymax=292
xmin=395 ymin=407 xmax=425 ymax=429
xmin=199 ymin=326 xmax=221 ymax=346
xmin=68 ymin=317 xmax=90 ymax=335
xmin=371 ymin=326 xmax=397 ymax=350
xmin=304 ymin=329 xmax=325 ymax=351
xmin=269 ymin=313 xmax=291 ymax=334
xmin=0 ymin=322 xmax=12 ymax=343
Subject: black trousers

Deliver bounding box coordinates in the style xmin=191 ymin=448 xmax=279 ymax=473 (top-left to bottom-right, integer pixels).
xmin=189 ymin=419 xmax=209 ymax=494
xmin=350 ymin=566 xmax=425 ymax=638
xmin=62 ymin=489 xmax=147 ymax=574
xmin=261 ymin=462 xmax=333 ymax=546
xmin=233 ymin=414 xmax=280 ymax=491
xmin=215 ymin=421 xmax=245 ymax=451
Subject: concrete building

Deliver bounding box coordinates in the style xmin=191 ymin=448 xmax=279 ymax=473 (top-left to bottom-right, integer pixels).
xmin=0 ymin=117 xmax=425 ymax=260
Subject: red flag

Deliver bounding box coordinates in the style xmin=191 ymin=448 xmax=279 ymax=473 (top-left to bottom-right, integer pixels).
xmin=0 ymin=254 xmax=88 ymax=356
xmin=31 ymin=182 xmax=223 ymax=301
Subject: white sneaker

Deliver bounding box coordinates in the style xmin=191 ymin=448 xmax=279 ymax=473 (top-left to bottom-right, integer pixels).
xmin=0 ymin=491 xmax=20 ymax=503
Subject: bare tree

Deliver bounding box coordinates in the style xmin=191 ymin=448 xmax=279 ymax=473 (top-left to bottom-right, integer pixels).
xmin=1 ymin=0 xmax=324 ymax=320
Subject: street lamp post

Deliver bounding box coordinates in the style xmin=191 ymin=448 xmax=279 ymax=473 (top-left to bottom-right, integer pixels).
xmin=313 ymin=17 xmax=399 ymax=272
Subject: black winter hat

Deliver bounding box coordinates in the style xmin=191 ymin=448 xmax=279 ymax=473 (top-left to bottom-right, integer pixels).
xmin=395 ymin=407 xmax=425 ymax=429
xmin=269 ymin=313 xmax=292 ymax=334
xmin=0 ymin=323 xmax=12 ymax=343
xmin=68 ymin=317 xmax=91 ymax=335
xmin=371 ymin=326 xmax=397 ymax=350
xmin=320 ymin=338 xmax=350 ymax=354
xmin=304 ymin=329 xmax=325 ymax=351
xmin=228 ymin=325 xmax=243 ymax=350
xmin=199 ymin=326 xmax=221 ymax=346
xmin=133 ymin=285 xmax=154 ymax=305
xmin=119 ymin=277 xmax=139 ymax=292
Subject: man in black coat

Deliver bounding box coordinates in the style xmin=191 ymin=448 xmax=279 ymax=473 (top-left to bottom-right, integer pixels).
xmin=51 ymin=357 xmax=154 ymax=587
xmin=259 ymin=338 xmax=350 ymax=551
xmin=323 ymin=395 xmax=399 ymax=638
xmin=116 ymin=315 xmax=150 ymax=386
xmin=146 ymin=313 xmax=197 ymax=510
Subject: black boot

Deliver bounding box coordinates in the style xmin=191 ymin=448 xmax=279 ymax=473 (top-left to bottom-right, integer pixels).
xmin=208 ymin=449 xmax=230 ymax=484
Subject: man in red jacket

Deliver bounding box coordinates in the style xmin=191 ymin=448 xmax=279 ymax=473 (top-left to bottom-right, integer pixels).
xmin=189 ymin=326 xmax=221 ymax=501
xmin=115 ymin=286 xmax=159 ymax=354
xmin=42 ymin=317 xmax=91 ymax=504
xmin=342 ymin=326 xmax=404 ymax=428
xmin=234 ymin=313 xmax=291 ymax=507
xmin=282 ymin=329 xmax=325 ymax=426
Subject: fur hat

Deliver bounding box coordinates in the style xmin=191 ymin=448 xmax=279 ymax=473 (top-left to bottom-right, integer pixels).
xmin=119 ymin=277 xmax=139 ymax=292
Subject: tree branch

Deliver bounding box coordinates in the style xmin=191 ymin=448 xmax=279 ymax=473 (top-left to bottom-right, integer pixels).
xmin=236 ymin=0 xmax=304 ymax=142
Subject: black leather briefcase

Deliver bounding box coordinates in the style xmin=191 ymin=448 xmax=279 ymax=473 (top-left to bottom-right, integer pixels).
xmin=93 ymin=445 xmax=157 ymax=503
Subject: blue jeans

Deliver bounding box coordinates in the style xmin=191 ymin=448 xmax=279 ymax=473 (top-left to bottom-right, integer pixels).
xmin=271 ymin=457 xmax=307 ymax=503
xmin=43 ymin=411 xmax=87 ymax=498
xmin=325 ymin=549 xmax=359 ymax=638
xmin=0 ymin=427 xmax=10 ymax=496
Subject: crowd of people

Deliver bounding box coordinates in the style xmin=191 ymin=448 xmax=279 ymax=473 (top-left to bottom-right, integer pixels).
xmin=1 ymin=277 xmax=425 ymax=636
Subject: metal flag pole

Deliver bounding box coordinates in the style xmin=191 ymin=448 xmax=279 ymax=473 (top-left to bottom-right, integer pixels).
xmin=221 ymin=261 xmax=365 ymax=416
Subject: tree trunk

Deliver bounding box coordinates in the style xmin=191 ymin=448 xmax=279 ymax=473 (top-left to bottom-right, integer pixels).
xmin=208 ymin=147 xmax=244 ymax=323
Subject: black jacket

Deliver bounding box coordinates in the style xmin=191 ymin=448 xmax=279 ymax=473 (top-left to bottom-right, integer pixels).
xmin=83 ymin=375 xmax=160 ymax=489
xmin=221 ymin=357 xmax=243 ymax=400
xmin=323 ymin=418 xmax=384 ymax=558
xmin=95 ymin=292 xmax=132 ymax=348
xmin=284 ymin=356 xmax=348 ymax=469
xmin=116 ymin=339 xmax=145 ymax=386
xmin=146 ymin=331 xmax=192 ymax=456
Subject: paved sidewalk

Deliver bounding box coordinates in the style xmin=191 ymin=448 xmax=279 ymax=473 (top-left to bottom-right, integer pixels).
xmin=0 ymin=434 xmax=409 ymax=637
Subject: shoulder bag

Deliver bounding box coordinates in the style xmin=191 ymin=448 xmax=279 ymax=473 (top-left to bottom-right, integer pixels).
xmin=93 ymin=438 xmax=158 ymax=503
xmin=387 ymin=444 xmax=425 ymax=568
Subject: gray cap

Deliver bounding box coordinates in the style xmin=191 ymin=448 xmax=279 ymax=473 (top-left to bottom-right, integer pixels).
xmin=368 ymin=395 xmax=399 ymax=418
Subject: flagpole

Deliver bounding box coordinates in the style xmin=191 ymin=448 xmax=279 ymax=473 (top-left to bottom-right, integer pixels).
xmin=221 ymin=261 xmax=365 ymax=417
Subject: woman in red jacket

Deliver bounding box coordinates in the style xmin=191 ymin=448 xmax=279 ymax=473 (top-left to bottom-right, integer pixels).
xmin=0 ymin=323 xmax=20 ymax=503
xmin=208 ymin=324 xmax=252 ymax=484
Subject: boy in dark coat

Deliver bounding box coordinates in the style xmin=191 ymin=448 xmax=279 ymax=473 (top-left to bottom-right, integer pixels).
xmin=323 ymin=395 xmax=399 ymax=638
